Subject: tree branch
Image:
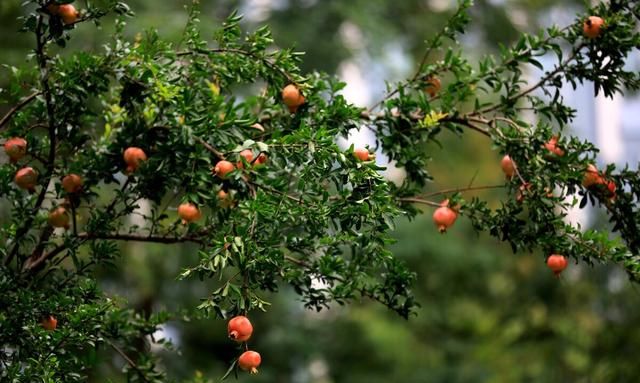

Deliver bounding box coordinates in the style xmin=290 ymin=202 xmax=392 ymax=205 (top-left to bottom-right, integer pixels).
xmin=0 ymin=91 xmax=41 ymax=130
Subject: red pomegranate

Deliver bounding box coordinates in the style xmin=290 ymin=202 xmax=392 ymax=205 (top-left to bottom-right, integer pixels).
xmin=544 ymin=136 xmax=565 ymax=157
xmin=255 ymin=152 xmax=268 ymax=165
xmin=214 ymin=160 xmax=235 ymax=178
xmin=228 ymin=315 xmax=253 ymax=342
xmin=41 ymin=315 xmax=58 ymax=331
xmin=123 ymin=147 xmax=147 ymax=174
xmin=14 ymin=167 xmax=38 ymax=191
xmin=48 ymin=206 xmax=70 ymax=229
xmin=238 ymin=351 xmax=261 ymax=374
xmin=3 ymin=137 xmax=27 ymax=163
xmin=500 ymin=155 xmax=515 ymax=179
xmin=177 ymin=203 xmax=201 ymax=224
xmin=237 ymin=149 xmax=254 ymax=168
xmin=62 ymin=173 xmax=83 ymax=194
xmin=432 ymin=200 xmax=458 ymax=233
xmin=546 ymin=254 xmax=568 ymax=277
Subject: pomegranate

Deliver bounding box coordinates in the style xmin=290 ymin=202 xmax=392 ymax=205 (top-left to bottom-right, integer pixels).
xmin=353 ymin=148 xmax=370 ymax=161
xmin=582 ymin=164 xmax=604 ymax=188
xmin=123 ymin=147 xmax=147 ymax=174
xmin=432 ymin=200 xmax=458 ymax=233
xmin=606 ymin=180 xmax=616 ymax=200
xmin=238 ymin=351 xmax=261 ymax=374
xmin=237 ymin=149 xmax=254 ymax=169
xmin=3 ymin=137 xmax=27 ymax=163
xmin=41 ymin=315 xmax=58 ymax=331
xmin=14 ymin=167 xmax=38 ymax=191
xmin=282 ymin=84 xmax=305 ymax=113
xmin=546 ymin=254 xmax=568 ymax=277
xmin=500 ymin=155 xmax=516 ymax=179
xmin=425 ymin=76 xmax=442 ymax=98
xmin=177 ymin=202 xmax=201 ymax=224
xmin=255 ymin=152 xmax=268 ymax=165
xmin=217 ymin=189 xmax=229 ymax=200
xmin=227 ymin=315 xmax=253 ymax=342
xmin=62 ymin=173 xmax=83 ymax=194
xmin=48 ymin=206 xmax=70 ymax=229
xmin=214 ymin=160 xmax=235 ymax=178
xmin=544 ymin=136 xmax=565 ymax=157
xmin=58 ymin=4 xmax=79 ymax=24
xmin=583 ymin=16 xmax=604 ymax=39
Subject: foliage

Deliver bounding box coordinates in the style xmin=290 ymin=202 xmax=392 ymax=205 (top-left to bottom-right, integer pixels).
xmin=2 ymin=0 xmax=640 ymax=381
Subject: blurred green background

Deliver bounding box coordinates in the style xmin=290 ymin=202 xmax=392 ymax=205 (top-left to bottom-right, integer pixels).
xmin=2 ymin=1 xmax=640 ymax=382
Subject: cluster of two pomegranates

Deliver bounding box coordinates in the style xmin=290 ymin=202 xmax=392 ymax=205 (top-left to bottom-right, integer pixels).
xmin=227 ymin=315 xmax=261 ymax=375
xmin=46 ymin=1 xmax=80 ymax=25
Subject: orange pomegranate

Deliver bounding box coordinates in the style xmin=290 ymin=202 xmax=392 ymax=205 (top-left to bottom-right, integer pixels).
xmin=58 ymin=4 xmax=79 ymax=24
xmin=432 ymin=200 xmax=458 ymax=233
xmin=228 ymin=315 xmax=253 ymax=342
xmin=41 ymin=315 xmax=58 ymax=331
xmin=123 ymin=147 xmax=147 ymax=174
xmin=544 ymin=136 xmax=565 ymax=157
xmin=546 ymin=254 xmax=568 ymax=277
xmin=14 ymin=167 xmax=38 ymax=191
xmin=238 ymin=351 xmax=261 ymax=374
xmin=62 ymin=173 xmax=83 ymax=194
xmin=353 ymin=148 xmax=370 ymax=161
xmin=48 ymin=206 xmax=70 ymax=229
xmin=3 ymin=137 xmax=27 ymax=163
xmin=582 ymin=164 xmax=604 ymax=188
xmin=583 ymin=16 xmax=604 ymax=39
xmin=501 ymin=155 xmax=516 ymax=179
xmin=282 ymin=84 xmax=305 ymax=113
xmin=214 ymin=160 xmax=235 ymax=178
xmin=425 ymin=76 xmax=442 ymax=97
xmin=177 ymin=203 xmax=201 ymax=224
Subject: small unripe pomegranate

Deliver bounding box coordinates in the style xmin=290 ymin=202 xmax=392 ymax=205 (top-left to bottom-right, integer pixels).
xmin=546 ymin=254 xmax=568 ymax=277
xmin=238 ymin=351 xmax=261 ymax=374
xmin=218 ymin=189 xmax=229 ymax=200
xmin=58 ymin=4 xmax=79 ymax=24
xmin=583 ymin=16 xmax=604 ymax=39
xmin=214 ymin=160 xmax=235 ymax=178
xmin=237 ymin=149 xmax=254 ymax=168
xmin=432 ymin=200 xmax=458 ymax=233
xmin=282 ymin=84 xmax=305 ymax=113
xmin=14 ymin=167 xmax=38 ymax=191
xmin=177 ymin=202 xmax=201 ymax=224
xmin=500 ymin=155 xmax=515 ymax=179
xmin=48 ymin=206 xmax=70 ymax=229
xmin=544 ymin=136 xmax=565 ymax=157
xmin=3 ymin=137 xmax=27 ymax=163
xmin=353 ymin=148 xmax=370 ymax=161
xmin=41 ymin=315 xmax=58 ymax=331
xmin=228 ymin=315 xmax=253 ymax=342
xmin=582 ymin=164 xmax=603 ymax=188
xmin=425 ymin=76 xmax=442 ymax=97
xmin=123 ymin=147 xmax=147 ymax=174
xmin=62 ymin=173 xmax=83 ymax=194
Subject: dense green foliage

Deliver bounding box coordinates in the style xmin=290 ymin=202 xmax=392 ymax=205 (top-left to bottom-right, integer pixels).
xmin=2 ymin=0 xmax=640 ymax=382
